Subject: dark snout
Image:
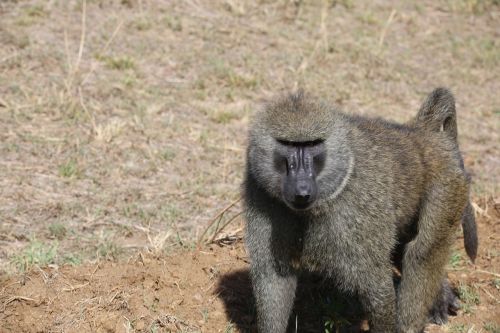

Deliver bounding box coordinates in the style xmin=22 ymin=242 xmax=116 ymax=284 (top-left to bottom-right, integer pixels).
xmin=284 ymin=174 xmax=318 ymax=210
xmin=294 ymin=179 xmax=313 ymax=205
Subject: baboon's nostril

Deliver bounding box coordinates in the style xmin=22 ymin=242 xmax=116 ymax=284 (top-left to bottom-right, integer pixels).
xmin=296 ymin=182 xmax=311 ymax=197
xmin=295 ymin=192 xmax=311 ymax=204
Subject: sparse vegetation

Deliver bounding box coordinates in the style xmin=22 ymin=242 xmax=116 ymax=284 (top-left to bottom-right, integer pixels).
xmin=58 ymin=160 xmax=80 ymax=178
xmin=163 ymin=14 xmax=183 ymax=31
xmin=11 ymin=240 xmax=58 ymax=272
xmin=25 ymin=5 xmax=47 ymax=18
xmin=211 ymin=109 xmax=240 ymax=124
xmin=97 ymin=54 xmax=136 ymax=70
xmin=322 ymin=294 xmax=355 ymax=333
xmin=484 ymin=322 xmax=500 ymax=333
xmin=62 ymin=252 xmax=82 ymax=266
xmin=97 ymin=238 xmax=123 ymax=260
xmin=161 ymin=148 xmax=177 ymax=161
xmin=447 ymin=0 xmax=500 ymax=14
xmin=457 ymin=282 xmax=481 ymax=314
xmin=224 ymin=322 xmax=235 ymax=333
xmin=131 ymin=17 xmax=153 ymax=31
xmin=449 ymin=323 xmax=467 ymax=333
xmin=449 ymin=252 xmax=463 ymax=268
xmin=48 ymin=222 xmax=67 ymax=240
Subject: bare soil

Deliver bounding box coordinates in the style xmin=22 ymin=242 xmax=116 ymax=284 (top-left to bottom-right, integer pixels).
xmin=1 ymin=211 xmax=499 ymax=333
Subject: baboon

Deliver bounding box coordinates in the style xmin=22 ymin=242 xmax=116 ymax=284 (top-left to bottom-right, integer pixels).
xmin=244 ymin=88 xmax=478 ymax=333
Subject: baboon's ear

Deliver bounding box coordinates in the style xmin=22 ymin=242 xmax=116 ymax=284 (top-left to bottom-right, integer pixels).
xmin=418 ymin=88 xmax=455 ymax=118
xmin=415 ymin=88 xmax=457 ymax=139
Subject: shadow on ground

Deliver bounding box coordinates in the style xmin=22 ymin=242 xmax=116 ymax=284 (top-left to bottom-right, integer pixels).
xmin=216 ymin=269 xmax=366 ymax=333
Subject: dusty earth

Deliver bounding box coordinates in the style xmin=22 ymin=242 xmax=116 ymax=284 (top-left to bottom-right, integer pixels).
xmin=0 ymin=0 xmax=499 ymax=332
xmin=0 ymin=211 xmax=499 ymax=333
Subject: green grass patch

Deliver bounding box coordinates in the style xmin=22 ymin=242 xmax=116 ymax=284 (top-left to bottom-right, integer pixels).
xmin=59 ymin=160 xmax=80 ymax=178
xmin=323 ymin=296 xmax=353 ymax=333
xmin=160 ymin=203 xmax=181 ymax=222
xmin=131 ymin=17 xmax=152 ymax=31
xmin=473 ymin=38 xmax=500 ymax=67
xmin=223 ymin=322 xmax=235 ymax=333
xmin=122 ymin=72 xmax=139 ymax=88
xmin=457 ymin=282 xmax=480 ymax=314
xmin=62 ymin=253 xmax=82 ymax=266
xmin=48 ymin=222 xmax=67 ymax=240
xmin=161 ymin=148 xmax=177 ymax=162
xmin=97 ymin=239 xmax=122 ymax=260
xmin=162 ymin=15 xmax=183 ymax=31
xmin=448 ymin=0 xmax=500 ymax=14
xmin=96 ymin=54 xmax=136 ymax=71
xmin=12 ymin=240 xmax=58 ymax=272
xmin=25 ymin=5 xmax=48 ymax=17
xmin=210 ymin=110 xmax=240 ymax=124
xmin=449 ymin=323 xmax=467 ymax=333
xmin=484 ymin=322 xmax=500 ymax=333
xmin=449 ymin=251 xmax=463 ymax=268
xmin=210 ymin=59 xmax=258 ymax=89
xmin=16 ymin=4 xmax=48 ymax=26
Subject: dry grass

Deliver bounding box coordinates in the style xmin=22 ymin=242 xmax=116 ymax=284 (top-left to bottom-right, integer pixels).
xmin=0 ymin=0 xmax=498 ymax=279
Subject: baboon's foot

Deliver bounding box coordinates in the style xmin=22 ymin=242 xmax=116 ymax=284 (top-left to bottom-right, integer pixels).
xmin=428 ymin=279 xmax=459 ymax=325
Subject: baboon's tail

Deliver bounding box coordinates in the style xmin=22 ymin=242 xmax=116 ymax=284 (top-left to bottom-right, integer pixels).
xmin=413 ymin=87 xmax=457 ymax=141
xmin=461 ymin=200 xmax=478 ymax=263
xmin=413 ymin=88 xmax=478 ymax=262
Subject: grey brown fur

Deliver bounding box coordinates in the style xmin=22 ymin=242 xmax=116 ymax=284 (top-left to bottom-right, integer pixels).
xmin=244 ymin=88 xmax=477 ymax=332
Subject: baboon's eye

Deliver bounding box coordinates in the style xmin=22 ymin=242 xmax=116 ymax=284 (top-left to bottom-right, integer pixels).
xmin=274 ymin=139 xmax=326 ymax=175
xmin=273 ymin=152 xmax=288 ymax=173
xmin=313 ymin=151 xmax=326 ymax=174
xmin=276 ymin=139 xmax=324 ymax=147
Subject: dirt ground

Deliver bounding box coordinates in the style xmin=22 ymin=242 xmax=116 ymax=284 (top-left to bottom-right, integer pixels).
xmin=1 ymin=211 xmax=499 ymax=333
xmin=0 ymin=0 xmax=499 ymax=332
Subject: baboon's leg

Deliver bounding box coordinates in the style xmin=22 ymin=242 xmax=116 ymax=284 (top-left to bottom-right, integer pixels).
xmin=357 ymin=272 xmax=397 ymax=332
xmin=334 ymin=248 xmax=396 ymax=332
xmin=397 ymin=184 xmax=465 ymax=332
xmin=394 ymin=245 xmax=459 ymax=325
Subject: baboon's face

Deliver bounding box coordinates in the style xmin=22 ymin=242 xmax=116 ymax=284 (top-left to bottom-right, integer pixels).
xmin=273 ymin=140 xmax=326 ymax=210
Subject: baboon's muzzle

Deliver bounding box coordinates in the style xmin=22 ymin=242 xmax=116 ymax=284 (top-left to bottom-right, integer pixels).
xmin=282 ymin=148 xmax=318 ymax=210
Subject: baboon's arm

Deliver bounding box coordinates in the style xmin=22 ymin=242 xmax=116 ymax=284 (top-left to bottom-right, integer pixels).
xmin=246 ymin=208 xmax=297 ymax=333
xmin=251 ymin=267 xmax=297 ymax=333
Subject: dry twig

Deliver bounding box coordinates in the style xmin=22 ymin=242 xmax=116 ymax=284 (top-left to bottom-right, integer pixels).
xmin=1 ymin=296 xmax=38 ymax=311
xmin=197 ymin=197 xmax=241 ymax=247
xmin=377 ymin=9 xmax=397 ymax=53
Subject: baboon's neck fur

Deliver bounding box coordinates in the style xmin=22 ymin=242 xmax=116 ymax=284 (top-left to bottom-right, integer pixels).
xmin=259 ymin=90 xmax=337 ymax=142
